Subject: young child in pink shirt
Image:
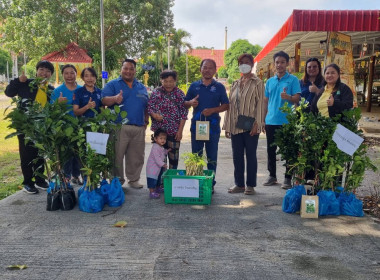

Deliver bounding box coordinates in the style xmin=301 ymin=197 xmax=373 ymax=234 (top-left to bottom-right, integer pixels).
xmin=146 ymin=128 xmax=170 ymax=199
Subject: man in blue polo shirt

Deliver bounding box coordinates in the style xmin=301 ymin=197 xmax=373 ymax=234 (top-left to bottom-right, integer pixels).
xmin=185 ymin=59 xmax=229 ymax=193
xmin=102 ymin=58 xmax=149 ymax=189
xmin=263 ymin=51 xmax=301 ymax=189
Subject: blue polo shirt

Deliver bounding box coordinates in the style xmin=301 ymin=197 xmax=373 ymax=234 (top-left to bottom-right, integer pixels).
xmin=73 ymin=86 xmax=102 ymax=118
xmin=101 ymin=77 xmax=148 ymax=125
xmin=51 ymin=83 xmax=82 ymax=116
xmin=185 ymin=79 xmax=229 ymax=134
xmin=265 ymin=72 xmax=301 ymax=125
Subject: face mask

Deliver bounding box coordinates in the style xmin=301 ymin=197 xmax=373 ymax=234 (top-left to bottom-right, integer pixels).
xmin=239 ymin=64 xmax=252 ymax=74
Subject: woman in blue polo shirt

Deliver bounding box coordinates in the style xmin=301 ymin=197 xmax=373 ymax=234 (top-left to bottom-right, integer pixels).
xmin=51 ymin=64 xmax=82 ymax=184
xmin=73 ymin=67 xmax=102 ymax=117
xmin=299 ymin=57 xmax=324 ymax=105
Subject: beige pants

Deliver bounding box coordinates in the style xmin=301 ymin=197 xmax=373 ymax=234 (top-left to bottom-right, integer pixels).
xmin=114 ymin=125 xmax=145 ymax=184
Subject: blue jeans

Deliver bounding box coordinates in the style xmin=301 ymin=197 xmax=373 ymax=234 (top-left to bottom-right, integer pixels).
xmin=191 ymin=132 xmax=220 ymax=185
xmin=231 ymin=132 xmax=259 ymax=187
xmin=147 ymin=167 xmax=165 ymax=189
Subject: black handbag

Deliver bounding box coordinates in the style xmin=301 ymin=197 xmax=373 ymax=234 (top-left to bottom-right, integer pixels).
xmin=236 ymin=115 xmax=255 ymax=131
xmin=235 ymin=84 xmax=255 ymax=131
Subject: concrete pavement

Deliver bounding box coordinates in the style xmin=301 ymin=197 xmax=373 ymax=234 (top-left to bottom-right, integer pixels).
xmin=1 ymin=135 xmax=380 ymax=280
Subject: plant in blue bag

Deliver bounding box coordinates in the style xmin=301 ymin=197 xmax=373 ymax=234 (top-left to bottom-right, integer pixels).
xmin=317 ymin=190 xmax=340 ymax=216
xmin=79 ymin=188 xmax=105 ymax=213
xmin=339 ymin=192 xmax=364 ymax=217
xmin=99 ymin=179 xmax=110 ymax=205
xmin=282 ymin=185 xmax=306 ymax=213
xmin=107 ymin=177 xmax=125 ymax=207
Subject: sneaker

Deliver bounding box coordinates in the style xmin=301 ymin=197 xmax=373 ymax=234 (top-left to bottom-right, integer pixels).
xmin=306 ymin=179 xmax=315 ymax=185
xmin=149 ymin=192 xmax=160 ymax=199
xmin=23 ymin=184 xmax=39 ymax=194
xmin=129 ymin=181 xmax=143 ymax=189
xmin=35 ymin=181 xmax=48 ymax=190
xmin=281 ymin=178 xmax=292 ymax=189
xmin=263 ymin=176 xmax=277 ymax=186
xmin=71 ymin=177 xmax=83 ymax=185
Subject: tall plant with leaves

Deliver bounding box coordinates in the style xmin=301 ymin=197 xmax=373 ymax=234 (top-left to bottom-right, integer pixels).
xmin=5 ymin=98 xmax=80 ymax=186
xmin=75 ymin=106 xmax=127 ymax=189
xmin=275 ymin=101 xmax=377 ymax=191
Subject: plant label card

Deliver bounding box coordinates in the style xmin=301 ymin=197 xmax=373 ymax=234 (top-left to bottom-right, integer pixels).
xmin=196 ymin=121 xmax=210 ymax=141
xmin=332 ymin=124 xmax=363 ymax=156
xmin=301 ymin=195 xmax=319 ymax=219
xmin=86 ymin=132 xmax=109 ymax=155
xmin=172 ymin=178 xmax=199 ymax=198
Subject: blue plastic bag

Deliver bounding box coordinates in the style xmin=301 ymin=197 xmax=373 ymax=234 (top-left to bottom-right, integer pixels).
xmin=282 ymin=185 xmax=306 ymax=213
xmin=99 ymin=179 xmax=110 ymax=204
xmin=107 ymin=177 xmax=125 ymax=207
xmin=79 ymin=189 xmax=104 ymax=213
xmin=339 ymin=192 xmax=364 ymax=217
xmin=318 ymin=190 xmax=340 ymax=216
xmin=334 ymin=186 xmax=344 ymax=198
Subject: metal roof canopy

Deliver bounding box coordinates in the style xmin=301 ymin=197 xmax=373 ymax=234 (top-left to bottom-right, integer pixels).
xmin=254 ymin=10 xmax=380 ymax=71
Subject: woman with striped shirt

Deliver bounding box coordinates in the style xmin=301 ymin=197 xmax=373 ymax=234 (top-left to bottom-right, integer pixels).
xmin=224 ymin=53 xmax=265 ymax=195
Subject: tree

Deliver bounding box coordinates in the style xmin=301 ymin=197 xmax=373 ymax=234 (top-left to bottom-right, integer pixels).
xmin=217 ymin=66 xmax=228 ymax=78
xmin=174 ymin=55 xmax=202 ymax=86
xmin=0 ymin=47 xmax=12 ymax=75
xmin=195 ymin=46 xmax=211 ymax=49
xmin=0 ymin=0 xmax=174 ymax=61
xmin=169 ymin=28 xmax=192 ymax=64
xmin=224 ymin=39 xmax=262 ymax=80
xmin=146 ymin=35 xmax=167 ymax=72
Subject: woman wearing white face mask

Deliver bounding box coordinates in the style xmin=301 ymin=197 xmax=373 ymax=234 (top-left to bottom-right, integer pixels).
xmin=223 ymin=53 xmax=265 ymax=195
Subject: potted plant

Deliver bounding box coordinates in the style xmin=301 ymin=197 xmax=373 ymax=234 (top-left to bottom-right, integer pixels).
xmin=76 ymin=106 xmax=127 ymax=212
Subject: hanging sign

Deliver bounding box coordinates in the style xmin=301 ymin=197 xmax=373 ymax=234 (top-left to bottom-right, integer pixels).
xmin=332 ymin=124 xmax=364 ymax=156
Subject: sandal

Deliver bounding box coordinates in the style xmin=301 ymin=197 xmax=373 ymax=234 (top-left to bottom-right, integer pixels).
xmin=149 ymin=192 xmax=160 ymax=199
xmin=228 ymin=185 xmax=245 ymax=193
xmin=244 ymin=186 xmax=255 ymax=195
xmin=156 ymin=186 xmax=164 ymax=193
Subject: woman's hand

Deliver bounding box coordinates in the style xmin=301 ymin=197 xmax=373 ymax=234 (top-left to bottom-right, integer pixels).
xmin=225 ymin=131 xmax=231 ymax=139
xmin=152 ymin=112 xmax=163 ymax=122
xmin=58 ymin=92 xmax=68 ymax=103
xmin=327 ymin=95 xmax=334 ymax=106
xmin=249 ymin=122 xmax=260 ymax=136
xmin=309 ymin=82 xmax=319 ymax=93
xmin=175 ymin=131 xmax=182 ymax=141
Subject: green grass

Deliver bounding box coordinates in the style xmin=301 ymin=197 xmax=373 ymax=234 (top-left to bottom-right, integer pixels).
xmin=0 ymin=97 xmax=22 ymax=199
xmin=0 ymin=152 xmax=22 ymax=199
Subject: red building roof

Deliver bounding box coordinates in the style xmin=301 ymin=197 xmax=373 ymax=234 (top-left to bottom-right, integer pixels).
xmin=255 ymin=10 xmax=380 ymax=64
xmin=41 ymin=42 xmax=92 ymax=63
xmin=187 ymin=49 xmax=225 ymax=69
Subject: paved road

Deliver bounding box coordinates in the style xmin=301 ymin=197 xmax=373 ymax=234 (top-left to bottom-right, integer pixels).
xmin=1 ymin=136 xmax=379 ymax=280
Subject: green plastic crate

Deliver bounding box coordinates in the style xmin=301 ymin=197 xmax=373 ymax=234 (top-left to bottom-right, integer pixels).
xmin=162 ymin=169 xmax=214 ymax=205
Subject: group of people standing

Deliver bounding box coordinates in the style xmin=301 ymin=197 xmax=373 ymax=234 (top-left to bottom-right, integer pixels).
xmin=5 ymin=49 xmax=353 ymax=198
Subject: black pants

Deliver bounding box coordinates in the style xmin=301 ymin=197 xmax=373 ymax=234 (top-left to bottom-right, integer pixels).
xmin=17 ymin=134 xmax=45 ymax=186
xmin=164 ymin=135 xmax=180 ymax=169
xmin=265 ymin=125 xmax=291 ymax=180
xmin=231 ymin=132 xmax=259 ymax=187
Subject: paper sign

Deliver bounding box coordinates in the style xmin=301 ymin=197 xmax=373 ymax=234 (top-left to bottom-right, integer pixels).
xmin=172 ymin=178 xmax=199 ymax=198
xmin=86 ymin=132 xmax=109 ymax=155
xmin=332 ymin=124 xmax=364 ymax=156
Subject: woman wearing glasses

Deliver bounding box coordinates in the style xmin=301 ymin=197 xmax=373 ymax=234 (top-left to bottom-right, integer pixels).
xmin=299 ymin=58 xmax=324 ymax=105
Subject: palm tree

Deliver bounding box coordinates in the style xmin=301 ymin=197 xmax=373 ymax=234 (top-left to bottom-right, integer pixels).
xmin=170 ymin=28 xmax=192 ymax=65
xmin=147 ymin=35 xmax=166 ymax=72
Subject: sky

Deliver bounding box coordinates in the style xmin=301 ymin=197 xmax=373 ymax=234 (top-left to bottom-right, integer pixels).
xmin=172 ymin=0 xmax=380 ymax=50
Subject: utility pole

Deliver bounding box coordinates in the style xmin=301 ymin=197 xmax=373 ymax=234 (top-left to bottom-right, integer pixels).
xmin=166 ymin=33 xmax=174 ymax=70
xmin=100 ymin=0 xmax=106 ymax=88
